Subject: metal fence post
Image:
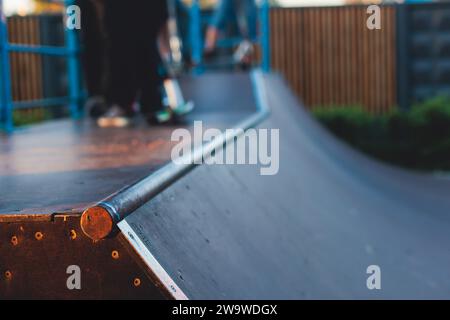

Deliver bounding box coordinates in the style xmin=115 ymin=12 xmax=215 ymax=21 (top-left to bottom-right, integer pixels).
xmin=190 ymin=0 xmax=203 ymax=72
xmin=0 ymin=0 xmax=4 ymax=131
xmin=396 ymin=3 xmax=410 ymax=111
xmin=64 ymin=0 xmax=81 ymax=119
xmin=261 ymin=0 xmax=271 ymax=72
xmin=0 ymin=0 xmax=13 ymax=133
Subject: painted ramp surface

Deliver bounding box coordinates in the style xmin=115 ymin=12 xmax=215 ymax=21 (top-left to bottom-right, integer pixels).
xmin=0 ymin=72 xmax=260 ymax=299
xmin=2 ymin=72 xmax=450 ymax=299
xmin=120 ymin=73 xmax=450 ymax=299
xmin=0 ymin=73 xmax=255 ymax=217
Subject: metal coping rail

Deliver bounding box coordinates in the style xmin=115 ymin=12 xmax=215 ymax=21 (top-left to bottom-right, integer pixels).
xmin=80 ymin=70 xmax=271 ymax=241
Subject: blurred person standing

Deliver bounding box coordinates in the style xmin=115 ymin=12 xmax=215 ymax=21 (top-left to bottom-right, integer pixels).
xmin=205 ymin=0 xmax=258 ymax=66
xmin=98 ymin=0 xmax=169 ymax=127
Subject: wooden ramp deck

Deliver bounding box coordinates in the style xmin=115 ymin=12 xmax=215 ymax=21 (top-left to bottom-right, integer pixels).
xmin=0 ymin=72 xmax=263 ymax=299
xmin=0 ymin=73 xmax=256 ymax=219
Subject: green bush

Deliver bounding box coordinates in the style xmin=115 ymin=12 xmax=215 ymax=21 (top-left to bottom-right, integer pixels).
xmin=13 ymin=108 xmax=51 ymax=127
xmin=312 ymin=97 xmax=450 ymax=171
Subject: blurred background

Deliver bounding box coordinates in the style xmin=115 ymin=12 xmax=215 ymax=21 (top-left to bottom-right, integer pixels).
xmin=2 ymin=0 xmax=450 ymax=172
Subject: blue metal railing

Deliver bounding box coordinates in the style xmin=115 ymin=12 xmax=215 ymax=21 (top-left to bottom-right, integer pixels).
xmin=0 ymin=0 xmax=81 ymax=133
xmin=186 ymin=0 xmax=271 ymax=73
xmin=0 ymin=0 xmax=270 ymax=133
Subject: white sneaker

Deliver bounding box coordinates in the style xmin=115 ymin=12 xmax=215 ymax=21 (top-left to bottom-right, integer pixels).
xmin=233 ymin=40 xmax=254 ymax=65
xmin=97 ymin=105 xmax=132 ymax=128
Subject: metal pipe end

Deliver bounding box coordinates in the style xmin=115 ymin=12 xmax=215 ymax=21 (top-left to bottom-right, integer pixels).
xmin=80 ymin=206 xmax=114 ymax=241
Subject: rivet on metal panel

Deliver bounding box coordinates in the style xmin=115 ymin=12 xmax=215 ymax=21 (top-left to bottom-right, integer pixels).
xmin=5 ymin=271 xmax=12 ymax=280
xmin=111 ymin=250 xmax=120 ymax=260
xmin=70 ymin=230 xmax=77 ymax=240
xmin=133 ymin=278 xmax=141 ymax=287
xmin=35 ymin=232 xmax=44 ymax=241
xmin=11 ymin=236 xmax=18 ymax=246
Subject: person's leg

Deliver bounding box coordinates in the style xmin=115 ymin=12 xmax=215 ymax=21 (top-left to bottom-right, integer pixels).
xmin=78 ymin=0 xmax=104 ymax=96
xmin=232 ymin=0 xmax=257 ymax=68
xmin=135 ymin=0 xmax=168 ymax=122
xmin=205 ymin=0 xmax=234 ymax=53
xmin=104 ymin=0 xmax=138 ymax=114
xmin=210 ymin=0 xmax=233 ymax=31
xmin=106 ymin=46 xmax=139 ymax=113
xmin=138 ymin=41 xmax=165 ymax=117
xmin=98 ymin=0 xmax=139 ymax=127
xmin=77 ymin=0 xmax=108 ymax=117
xmin=235 ymin=0 xmax=258 ymax=40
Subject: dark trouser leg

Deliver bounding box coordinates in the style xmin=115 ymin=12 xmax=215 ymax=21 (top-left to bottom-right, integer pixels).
xmin=78 ymin=0 xmax=105 ymax=97
xmin=106 ymin=41 xmax=139 ymax=114
xmin=138 ymin=41 xmax=164 ymax=116
xmin=104 ymin=1 xmax=139 ymax=114
xmin=104 ymin=0 xmax=167 ymax=115
xmin=135 ymin=0 xmax=166 ymax=116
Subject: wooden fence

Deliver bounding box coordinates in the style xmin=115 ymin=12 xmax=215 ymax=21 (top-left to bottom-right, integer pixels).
xmin=7 ymin=15 xmax=44 ymax=104
xmin=270 ymin=6 xmax=397 ymax=113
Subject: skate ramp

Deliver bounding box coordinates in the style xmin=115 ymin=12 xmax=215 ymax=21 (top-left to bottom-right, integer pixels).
xmin=2 ymin=71 xmax=450 ymax=299
xmin=121 ymin=73 xmax=450 ymax=299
